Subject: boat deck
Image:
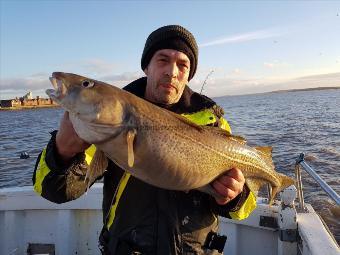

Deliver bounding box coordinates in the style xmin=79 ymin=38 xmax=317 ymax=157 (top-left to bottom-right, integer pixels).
xmin=0 ymin=184 xmax=339 ymax=255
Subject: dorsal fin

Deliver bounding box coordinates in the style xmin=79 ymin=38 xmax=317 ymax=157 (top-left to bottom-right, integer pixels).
xmin=228 ymin=134 xmax=247 ymax=145
xmin=172 ymin=110 xmax=247 ymax=145
xmin=255 ymin=146 xmax=273 ymax=156
xmin=201 ymin=126 xmax=247 ymax=145
xmin=255 ymin=146 xmax=274 ymax=169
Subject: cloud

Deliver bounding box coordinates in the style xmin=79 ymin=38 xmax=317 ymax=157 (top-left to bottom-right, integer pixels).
xmin=276 ymin=72 xmax=340 ymax=90
xmin=0 ymin=71 xmax=145 ymax=99
xmin=263 ymin=60 xmax=289 ymax=69
xmin=264 ymin=62 xmax=275 ymax=68
xmin=231 ymin=68 xmax=242 ymax=74
xmin=1 ymin=70 xmax=339 ymax=100
xmin=79 ymin=59 xmax=119 ymax=76
xmin=199 ymin=29 xmax=283 ymax=48
xmin=0 ymin=73 xmax=50 ymax=91
xmin=101 ymin=71 xmax=144 ymax=83
xmin=191 ymin=72 xmax=340 ymax=97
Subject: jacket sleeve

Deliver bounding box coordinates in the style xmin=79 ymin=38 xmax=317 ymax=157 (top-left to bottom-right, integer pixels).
xmin=210 ymin=184 xmax=257 ymax=220
xmin=32 ymin=130 xmax=98 ymax=204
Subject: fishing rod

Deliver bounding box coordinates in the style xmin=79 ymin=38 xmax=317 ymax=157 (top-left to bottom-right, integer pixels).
xmin=200 ymin=70 xmax=214 ymax=95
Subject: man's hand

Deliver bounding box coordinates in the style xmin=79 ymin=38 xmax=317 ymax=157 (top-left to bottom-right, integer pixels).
xmin=211 ymin=168 xmax=245 ymax=205
xmin=56 ymin=111 xmax=91 ymax=162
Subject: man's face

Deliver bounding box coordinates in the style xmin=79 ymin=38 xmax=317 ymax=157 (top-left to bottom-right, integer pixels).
xmin=144 ymin=49 xmax=190 ymax=105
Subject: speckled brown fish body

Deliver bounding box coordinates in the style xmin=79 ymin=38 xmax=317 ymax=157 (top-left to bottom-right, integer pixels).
xmin=46 ymin=72 xmax=294 ymax=201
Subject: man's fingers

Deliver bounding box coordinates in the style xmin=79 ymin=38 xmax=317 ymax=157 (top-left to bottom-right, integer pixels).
xmin=226 ymin=168 xmax=245 ymax=183
xmin=212 ymin=179 xmax=236 ymax=198
xmin=217 ymin=174 xmax=239 ymax=190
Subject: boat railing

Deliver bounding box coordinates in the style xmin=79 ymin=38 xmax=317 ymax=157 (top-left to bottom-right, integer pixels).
xmin=295 ymin=153 xmax=340 ymax=212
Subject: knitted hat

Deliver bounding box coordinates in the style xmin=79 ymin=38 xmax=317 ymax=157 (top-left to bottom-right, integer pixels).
xmin=141 ymin=25 xmax=198 ymax=81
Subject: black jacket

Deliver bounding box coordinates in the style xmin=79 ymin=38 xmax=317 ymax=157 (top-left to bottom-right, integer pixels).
xmin=33 ymin=77 xmax=250 ymax=255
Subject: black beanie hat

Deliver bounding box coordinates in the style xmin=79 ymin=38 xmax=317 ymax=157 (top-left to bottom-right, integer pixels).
xmin=141 ymin=25 xmax=198 ymax=81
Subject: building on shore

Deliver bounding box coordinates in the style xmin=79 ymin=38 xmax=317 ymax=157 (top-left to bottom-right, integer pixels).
xmin=0 ymin=92 xmax=57 ymax=108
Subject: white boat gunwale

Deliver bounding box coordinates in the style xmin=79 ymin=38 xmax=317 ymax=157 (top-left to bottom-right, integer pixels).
xmin=1 ymin=183 xmax=339 ymax=255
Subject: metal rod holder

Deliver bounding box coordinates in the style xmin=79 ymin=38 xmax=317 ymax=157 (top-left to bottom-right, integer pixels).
xmin=266 ymin=184 xmax=272 ymax=204
xmin=295 ymin=153 xmax=340 ymax=210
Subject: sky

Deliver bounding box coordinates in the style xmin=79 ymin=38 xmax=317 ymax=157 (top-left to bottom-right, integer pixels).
xmin=1 ymin=0 xmax=340 ymax=99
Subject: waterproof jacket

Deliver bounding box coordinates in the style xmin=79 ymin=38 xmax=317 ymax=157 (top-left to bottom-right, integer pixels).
xmin=33 ymin=77 xmax=256 ymax=255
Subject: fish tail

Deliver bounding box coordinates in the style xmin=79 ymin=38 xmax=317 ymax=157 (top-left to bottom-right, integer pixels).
xmin=278 ymin=173 xmax=295 ymax=190
xmin=268 ymin=173 xmax=295 ymax=205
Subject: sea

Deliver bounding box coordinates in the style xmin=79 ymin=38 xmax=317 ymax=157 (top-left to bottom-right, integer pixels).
xmin=0 ymin=89 xmax=339 ymax=244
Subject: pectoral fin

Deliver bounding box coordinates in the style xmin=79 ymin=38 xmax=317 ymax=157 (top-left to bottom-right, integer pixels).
xmin=85 ymin=149 xmax=108 ymax=190
xmin=127 ymin=129 xmax=137 ymax=168
xmin=245 ymin=178 xmax=268 ymax=196
xmin=246 ymin=178 xmax=279 ymax=205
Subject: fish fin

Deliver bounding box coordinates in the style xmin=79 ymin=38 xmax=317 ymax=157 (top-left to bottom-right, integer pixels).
xmin=85 ymin=150 xmax=108 ymax=190
xmin=228 ymin=134 xmax=247 ymax=145
xmin=127 ymin=129 xmax=137 ymax=168
xmin=269 ymin=186 xmax=278 ymax=205
xmin=280 ymin=173 xmax=295 ymax=188
xmin=277 ymin=173 xmax=295 ymax=192
xmin=269 ymin=174 xmax=295 ymax=205
xmin=173 ymin=112 xmax=247 ymax=144
xmin=204 ymin=126 xmax=248 ymax=144
xmin=245 ymin=178 xmax=269 ymax=196
xmin=255 ymin=146 xmax=273 ymax=156
xmin=255 ymin=146 xmax=275 ymax=169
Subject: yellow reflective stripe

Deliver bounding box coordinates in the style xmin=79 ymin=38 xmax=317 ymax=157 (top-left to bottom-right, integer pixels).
xmin=219 ymin=117 xmax=231 ymax=134
xmin=106 ymin=172 xmax=131 ymax=229
xmin=33 ymin=148 xmax=50 ymax=195
xmin=181 ymin=110 xmax=216 ymax=126
xmin=229 ymin=191 xmax=257 ymax=220
xmin=85 ymin=144 xmax=96 ymax=165
xmin=181 ymin=110 xmax=232 ymax=134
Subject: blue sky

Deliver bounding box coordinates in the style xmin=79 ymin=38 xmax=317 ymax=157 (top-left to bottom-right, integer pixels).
xmin=1 ymin=1 xmax=340 ymax=99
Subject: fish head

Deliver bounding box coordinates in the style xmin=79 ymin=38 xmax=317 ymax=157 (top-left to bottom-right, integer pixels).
xmin=46 ymin=72 xmax=125 ymax=126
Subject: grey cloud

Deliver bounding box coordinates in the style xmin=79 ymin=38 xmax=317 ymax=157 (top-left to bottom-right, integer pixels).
xmin=101 ymin=71 xmax=144 ymax=83
xmin=0 ymin=76 xmax=50 ymax=91
xmin=80 ymin=59 xmax=119 ymax=75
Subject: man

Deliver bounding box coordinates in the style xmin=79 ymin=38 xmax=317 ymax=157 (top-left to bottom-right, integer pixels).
xmin=33 ymin=25 xmax=256 ymax=254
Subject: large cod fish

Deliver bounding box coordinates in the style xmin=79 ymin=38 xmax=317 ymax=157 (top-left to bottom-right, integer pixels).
xmin=47 ymin=72 xmax=294 ymax=203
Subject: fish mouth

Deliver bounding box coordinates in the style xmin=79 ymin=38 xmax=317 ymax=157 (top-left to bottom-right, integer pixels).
xmin=46 ymin=73 xmax=67 ymax=102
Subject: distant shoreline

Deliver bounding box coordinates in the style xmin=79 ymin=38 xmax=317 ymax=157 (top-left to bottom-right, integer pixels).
xmin=0 ymin=105 xmax=60 ymax=111
xmin=270 ymin=86 xmax=340 ymax=94
xmin=213 ymin=86 xmax=340 ymax=99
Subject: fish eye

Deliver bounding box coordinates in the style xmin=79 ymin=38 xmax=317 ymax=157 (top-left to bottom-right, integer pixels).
xmin=82 ymin=80 xmax=94 ymax=88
